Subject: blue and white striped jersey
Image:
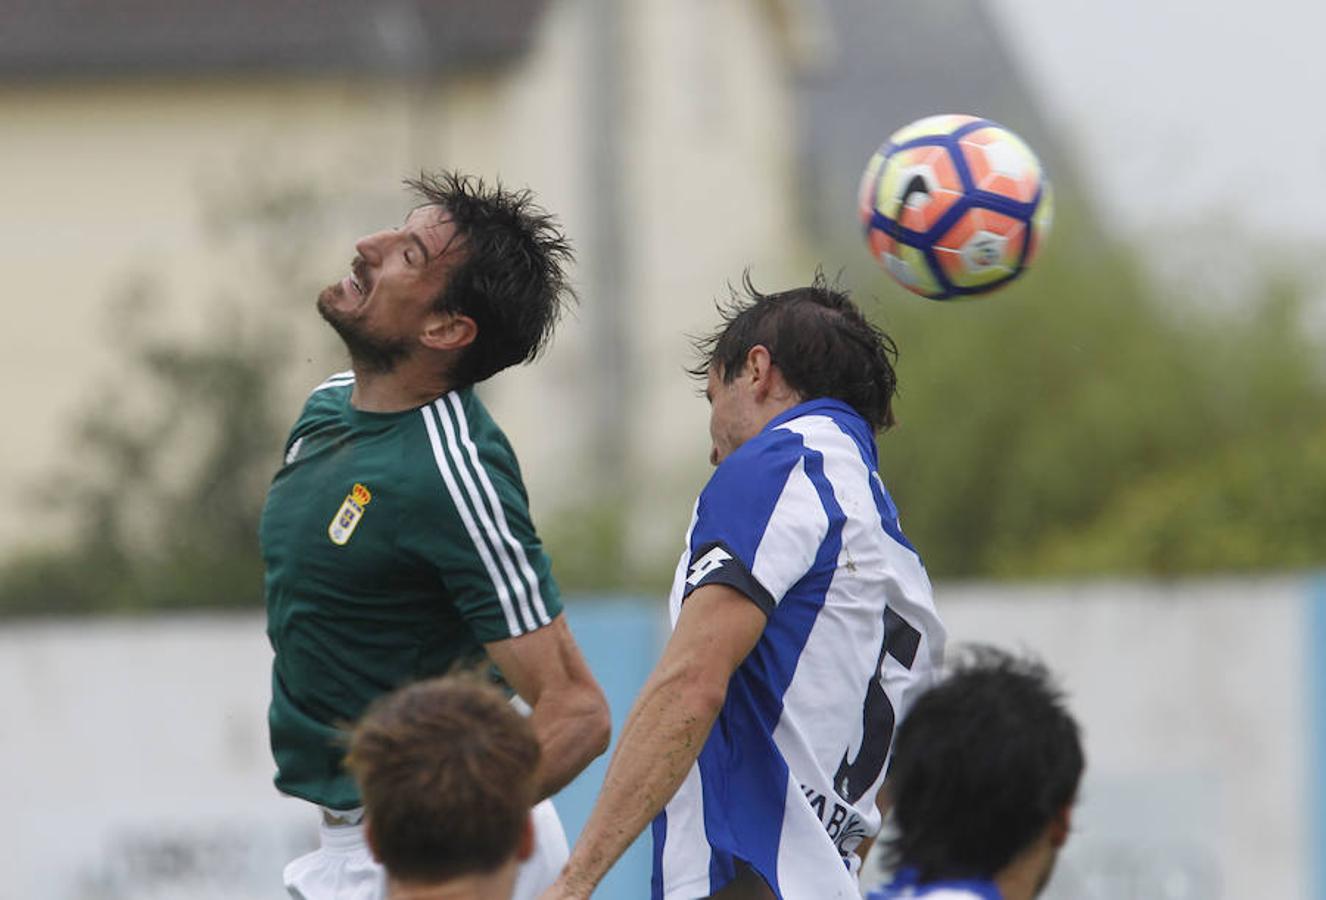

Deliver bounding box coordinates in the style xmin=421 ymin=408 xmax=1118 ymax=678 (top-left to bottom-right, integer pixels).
xmin=866 ymin=890 xmax=1000 ymax=900
xmin=652 ymin=398 xmax=945 ymax=900
xmin=866 ymin=868 xmax=1002 ymax=899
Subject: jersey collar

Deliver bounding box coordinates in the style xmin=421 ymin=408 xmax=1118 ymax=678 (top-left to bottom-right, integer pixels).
xmin=880 ymin=867 xmax=1004 ymax=900
xmin=764 ymin=397 xmax=864 ymax=434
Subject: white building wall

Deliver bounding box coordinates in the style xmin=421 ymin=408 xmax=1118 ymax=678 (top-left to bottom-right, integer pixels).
xmin=1 ymin=0 xmax=812 ymax=570
xmin=637 ymin=0 xmax=813 ymax=561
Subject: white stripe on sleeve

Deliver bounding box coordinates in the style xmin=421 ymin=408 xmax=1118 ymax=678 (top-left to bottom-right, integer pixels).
xmin=421 ymin=404 xmax=523 ymax=637
xmin=750 ymin=457 xmax=830 ymax=605
xmin=435 ymin=398 xmax=540 ymax=633
xmin=446 ymin=392 xmax=552 ymax=626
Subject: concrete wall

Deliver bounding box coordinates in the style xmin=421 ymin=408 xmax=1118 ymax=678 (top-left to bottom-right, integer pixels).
xmin=931 ymin=578 xmax=1318 ymax=900
xmin=2 ymin=575 xmax=1320 ymax=899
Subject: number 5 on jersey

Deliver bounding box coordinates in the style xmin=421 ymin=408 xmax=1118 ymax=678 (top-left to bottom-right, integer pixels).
xmin=834 ymin=608 xmax=922 ymax=804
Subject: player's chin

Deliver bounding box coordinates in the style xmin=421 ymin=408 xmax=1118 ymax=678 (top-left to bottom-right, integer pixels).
xmin=317 ymin=283 xmax=363 ymax=320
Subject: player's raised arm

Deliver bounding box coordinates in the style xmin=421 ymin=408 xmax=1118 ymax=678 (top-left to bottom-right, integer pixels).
xmin=486 ymin=615 xmax=611 ymax=799
xmin=545 ymin=582 xmax=766 ymax=900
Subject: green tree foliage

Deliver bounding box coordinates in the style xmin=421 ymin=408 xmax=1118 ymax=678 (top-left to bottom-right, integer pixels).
xmin=0 ymin=294 xmax=294 ymax=616
xmin=539 ymin=500 xmax=635 ymax=594
xmin=862 ymin=205 xmax=1326 ymax=578
xmin=1016 ymin=424 xmax=1326 ymax=577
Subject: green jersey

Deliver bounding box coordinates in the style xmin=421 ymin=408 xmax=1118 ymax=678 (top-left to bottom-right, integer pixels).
xmin=261 ymin=372 xmax=562 ymax=809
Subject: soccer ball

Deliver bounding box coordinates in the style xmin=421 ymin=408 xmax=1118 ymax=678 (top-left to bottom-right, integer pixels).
xmin=858 ymin=114 xmax=1052 ymax=300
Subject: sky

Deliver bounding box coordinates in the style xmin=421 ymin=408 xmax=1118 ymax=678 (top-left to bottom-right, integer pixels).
xmin=988 ymin=0 xmax=1322 ymax=247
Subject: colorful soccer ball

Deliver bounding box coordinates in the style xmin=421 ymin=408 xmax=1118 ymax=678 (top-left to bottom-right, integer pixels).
xmin=858 ymin=114 xmax=1052 ymax=300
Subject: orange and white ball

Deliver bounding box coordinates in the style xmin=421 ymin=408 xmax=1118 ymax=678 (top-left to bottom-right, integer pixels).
xmin=859 ymin=114 xmax=1053 ymax=300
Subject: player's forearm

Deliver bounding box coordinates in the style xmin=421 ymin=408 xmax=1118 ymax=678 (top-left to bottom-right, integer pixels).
xmin=554 ymin=660 xmax=726 ymax=898
xmin=529 ymin=682 xmax=612 ymax=799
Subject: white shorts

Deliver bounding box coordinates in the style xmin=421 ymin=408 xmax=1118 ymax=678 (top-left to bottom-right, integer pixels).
xmin=283 ymin=798 xmax=568 ymax=900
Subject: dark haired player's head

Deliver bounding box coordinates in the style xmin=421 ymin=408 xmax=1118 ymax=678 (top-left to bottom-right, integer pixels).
xmin=692 ymin=271 xmax=898 ymax=430
xmin=345 ymin=676 xmax=541 ymax=898
xmin=689 ymin=271 xmax=899 ymax=465
xmin=317 ymin=170 xmax=575 ymax=390
xmin=886 ymin=647 xmax=1084 ymax=899
xmin=408 ymin=172 xmax=575 ymax=385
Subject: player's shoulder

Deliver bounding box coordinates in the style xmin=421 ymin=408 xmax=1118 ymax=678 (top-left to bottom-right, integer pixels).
xmin=724 ymin=416 xmax=812 ymax=472
xmin=302 ymin=370 xmax=356 ymax=412
xmin=283 ymin=371 xmax=354 ymax=440
xmin=408 ymin=388 xmax=527 ymax=507
xmin=707 ymin=398 xmax=868 ymax=490
xmin=449 ymin=387 xmax=510 ymax=445
xmin=418 ymin=388 xmax=519 ymax=469
xmin=702 ymin=423 xmax=809 ymax=505
xmin=773 ymin=398 xmax=873 ymax=458
xmin=308 ymin=369 xmax=356 ymax=397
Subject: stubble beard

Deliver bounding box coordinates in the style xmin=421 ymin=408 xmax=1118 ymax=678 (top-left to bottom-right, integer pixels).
xmin=316 ymin=285 xmax=412 ymax=375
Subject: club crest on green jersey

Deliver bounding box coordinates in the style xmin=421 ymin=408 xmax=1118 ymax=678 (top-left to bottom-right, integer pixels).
xmin=328 ymin=483 xmax=372 ymax=546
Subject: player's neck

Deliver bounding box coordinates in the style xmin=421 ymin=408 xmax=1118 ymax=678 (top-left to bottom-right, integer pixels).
xmin=350 ymin=360 xmax=457 ymax=413
xmin=385 ymin=865 xmax=518 ymax=900
xmin=992 ymin=835 xmax=1058 ymax=900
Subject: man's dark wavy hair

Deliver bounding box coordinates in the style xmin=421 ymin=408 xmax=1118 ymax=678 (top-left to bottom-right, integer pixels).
xmin=687 ymin=271 xmax=899 ymax=431
xmin=406 ymin=171 xmax=575 ymax=386
xmin=886 ymin=646 xmax=1084 ymax=882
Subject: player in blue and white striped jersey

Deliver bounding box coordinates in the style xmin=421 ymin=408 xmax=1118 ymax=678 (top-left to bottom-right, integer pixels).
xmin=545 ymin=274 xmax=945 ymax=900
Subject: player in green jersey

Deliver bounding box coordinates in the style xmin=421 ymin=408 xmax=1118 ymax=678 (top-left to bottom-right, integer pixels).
xmin=262 ymin=171 xmax=611 ymax=900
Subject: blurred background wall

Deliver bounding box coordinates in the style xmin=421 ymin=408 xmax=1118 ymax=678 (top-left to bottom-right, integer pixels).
xmin=5 ymin=581 xmax=1321 ymax=899
xmin=2 ymin=0 xmax=1323 ymax=898
xmin=1 ymin=0 xmax=817 ymax=577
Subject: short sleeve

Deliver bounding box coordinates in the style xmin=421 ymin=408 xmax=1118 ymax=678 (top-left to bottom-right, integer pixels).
xmin=407 ymin=408 xmax=562 ymax=643
xmin=684 ymin=428 xmax=830 ymax=614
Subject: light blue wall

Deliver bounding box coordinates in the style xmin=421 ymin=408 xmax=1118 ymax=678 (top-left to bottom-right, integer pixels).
xmin=555 ymin=599 xmax=667 ymax=898
xmin=1310 ymin=577 xmax=1326 ymax=900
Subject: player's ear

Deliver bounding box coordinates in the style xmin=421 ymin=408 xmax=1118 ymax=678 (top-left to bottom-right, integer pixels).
xmin=515 ymin=811 xmax=536 ymax=862
xmin=746 ymin=345 xmax=795 ymax=405
xmin=421 ymin=311 xmax=477 ymax=352
xmin=745 ymin=345 xmax=773 ymax=396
